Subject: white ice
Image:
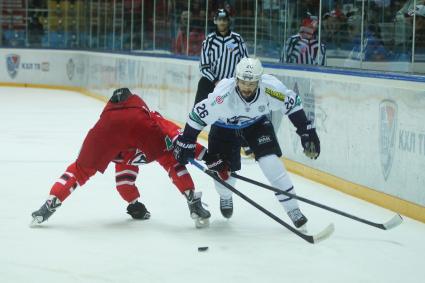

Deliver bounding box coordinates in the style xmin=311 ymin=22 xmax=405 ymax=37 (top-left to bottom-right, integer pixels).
xmin=0 ymin=87 xmax=424 ymax=283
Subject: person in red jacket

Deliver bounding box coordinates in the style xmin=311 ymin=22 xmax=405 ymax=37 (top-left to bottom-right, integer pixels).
xmin=31 ymin=88 xmax=210 ymax=228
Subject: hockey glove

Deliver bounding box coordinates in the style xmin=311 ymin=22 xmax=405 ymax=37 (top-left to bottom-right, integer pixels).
xmin=204 ymin=153 xmax=230 ymax=181
xmin=297 ymin=124 xmax=320 ymax=160
xmin=173 ymin=135 xmax=197 ymax=165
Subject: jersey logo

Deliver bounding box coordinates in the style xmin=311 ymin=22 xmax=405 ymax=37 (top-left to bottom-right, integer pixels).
xmin=211 ymin=92 xmax=229 ymax=106
xmin=225 ymin=115 xmax=253 ymax=125
xmin=265 ymin=88 xmax=285 ymax=101
xmin=165 ymin=135 xmax=173 ymax=151
xmin=128 ymin=150 xmax=148 ymax=165
xmin=226 ymin=116 xmax=240 ymax=125
xmin=215 ymin=96 xmax=224 ymax=104
xmin=226 ymin=43 xmax=237 ymax=51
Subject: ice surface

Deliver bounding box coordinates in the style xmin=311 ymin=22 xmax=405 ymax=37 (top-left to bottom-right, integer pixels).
xmin=0 ymin=87 xmax=424 ymax=283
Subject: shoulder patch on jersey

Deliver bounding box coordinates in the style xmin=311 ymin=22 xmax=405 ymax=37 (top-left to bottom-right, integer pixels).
xmin=265 ymin=87 xmax=286 ymax=101
xmin=295 ymin=95 xmax=302 ymax=107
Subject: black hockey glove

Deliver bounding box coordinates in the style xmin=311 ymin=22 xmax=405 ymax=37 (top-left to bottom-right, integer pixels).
xmin=204 ymin=153 xmax=230 ymax=181
xmin=127 ymin=201 xmax=151 ymax=220
xmin=173 ymin=124 xmax=201 ymax=165
xmin=296 ymin=124 xmax=320 ymax=160
xmin=289 ymin=110 xmax=320 ymax=160
xmin=173 ymin=135 xmax=197 ymax=165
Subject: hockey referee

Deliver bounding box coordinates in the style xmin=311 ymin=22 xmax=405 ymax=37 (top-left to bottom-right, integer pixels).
xmin=280 ymin=15 xmax=326 ymax=66
xmin=194 ymin=8 xmax=249 ymax=104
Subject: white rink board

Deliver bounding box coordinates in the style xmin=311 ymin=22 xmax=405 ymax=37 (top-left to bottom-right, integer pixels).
xmin=0 ymin=48 xmax=424 ymax=207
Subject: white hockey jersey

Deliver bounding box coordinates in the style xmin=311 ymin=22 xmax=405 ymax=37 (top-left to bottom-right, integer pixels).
xmin=187 ymin=74 xmax=303 ymax=130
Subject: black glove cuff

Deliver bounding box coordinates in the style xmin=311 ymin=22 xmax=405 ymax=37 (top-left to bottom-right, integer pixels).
xmin=288 ymin=109 xmax=310 ymax=134
xmin=288 ymin=109 xmax=314 ymax=136
xmin=182 ymin=124 xmax=201 ymax=142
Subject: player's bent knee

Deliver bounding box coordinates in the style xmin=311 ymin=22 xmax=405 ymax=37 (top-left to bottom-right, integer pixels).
xmin=168 ymin=163 xmax=195 ymax=193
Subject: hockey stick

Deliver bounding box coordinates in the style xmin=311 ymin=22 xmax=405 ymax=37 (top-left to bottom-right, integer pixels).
xmin=231 ymin=173 xmax=403 ymax=230
xmin=189 ymin=159 xmax=334 ymax=244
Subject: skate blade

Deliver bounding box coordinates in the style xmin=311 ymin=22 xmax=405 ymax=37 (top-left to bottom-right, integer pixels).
xmin=297 ymin=223 xmax=308 ymax=233
xmin=195 ymin=218 xmax=210 ymax=229
xmin=143 ymin=212 xmax=151 ymax=220
xmin=29 ymin=216 xmax=43 ymax=228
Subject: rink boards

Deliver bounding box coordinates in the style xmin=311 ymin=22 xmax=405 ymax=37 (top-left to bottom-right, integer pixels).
xmin=0 ymin=48 xmax=424 ymax=222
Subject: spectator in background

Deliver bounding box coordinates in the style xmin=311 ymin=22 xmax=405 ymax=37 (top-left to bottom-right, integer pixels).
xmin=322 ymin=2 xmax=347 ymax=50
xmin=174 ymin=11 xmax=205 ymax=56
xmin=281 ymin=14 xmax=326 ymax=66
xmin=212 ymin=1 xmax=236 ymax=17
xmin=189 ymin=0 xmax=206 ymax=34
xmin=346 ymin=13 xmax=388 ymax=62
xmin=28 ymin=13 xmax=44 ymax=47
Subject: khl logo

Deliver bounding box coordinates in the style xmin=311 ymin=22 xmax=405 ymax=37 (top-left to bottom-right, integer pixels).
xmin=379 ymin=100 xmax=397 ymax=181
xmin=6 ymin=54 xmax=20 ymax=79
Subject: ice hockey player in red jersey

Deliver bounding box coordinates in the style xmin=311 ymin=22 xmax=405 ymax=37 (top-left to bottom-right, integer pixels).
xmin=31 ymin=88 xmax=211 ymax=228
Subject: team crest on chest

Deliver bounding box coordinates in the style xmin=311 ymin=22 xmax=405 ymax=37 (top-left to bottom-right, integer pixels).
xmin=226 ymin=42 xmax=237 ymax=52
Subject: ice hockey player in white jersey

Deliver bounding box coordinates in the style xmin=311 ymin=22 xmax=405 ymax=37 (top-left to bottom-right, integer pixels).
xmin=173 ymin=58 xmax=320 ymax=229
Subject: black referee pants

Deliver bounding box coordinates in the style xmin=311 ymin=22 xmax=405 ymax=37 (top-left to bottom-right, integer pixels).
xmin=194 ymin=77 xmax=215 ymax=105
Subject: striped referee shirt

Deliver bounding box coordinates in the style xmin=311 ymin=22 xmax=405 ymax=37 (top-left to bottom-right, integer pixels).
xmin=280 ymin=34 xmax=326 ymax=66
xmin=200 ymin=30 xmax=249 ymax=82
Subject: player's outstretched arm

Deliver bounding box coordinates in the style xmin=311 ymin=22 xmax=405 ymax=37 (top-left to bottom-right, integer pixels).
xmin=266 ymin=78 xmax=320 ymax=160
xmin=288 ymin=109 xmax=320 ymax=159
xmin=174 ymin=86 xmax=223 ymax=165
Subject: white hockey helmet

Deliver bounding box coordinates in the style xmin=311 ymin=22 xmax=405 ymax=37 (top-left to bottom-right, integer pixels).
xmin=235 ymin=58 xmax=264 ymax=82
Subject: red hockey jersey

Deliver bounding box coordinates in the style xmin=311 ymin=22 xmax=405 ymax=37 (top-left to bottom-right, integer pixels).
xmin=76 ymin=95 xmax=168 ymax=173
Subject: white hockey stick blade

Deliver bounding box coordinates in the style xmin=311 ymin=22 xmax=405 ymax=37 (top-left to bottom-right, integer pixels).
xmin=312 ymin=223 xmax=335 ymax=243
xmin=382 ymin=214 xmax=403 ymax=230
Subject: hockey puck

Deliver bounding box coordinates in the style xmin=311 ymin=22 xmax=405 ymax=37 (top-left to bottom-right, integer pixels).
xmin=198 ymin=246 xmax=209 ymax=252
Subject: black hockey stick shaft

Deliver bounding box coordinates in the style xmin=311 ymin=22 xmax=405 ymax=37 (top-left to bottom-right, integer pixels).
xmin=231 ymin=173 xmax=402 ymax=230
xmin=189 ymin=159 xmax=326 ymax=244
